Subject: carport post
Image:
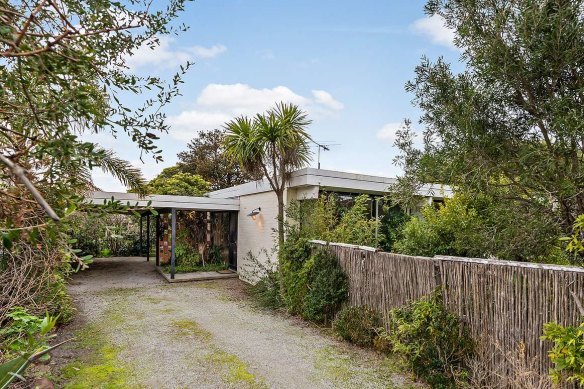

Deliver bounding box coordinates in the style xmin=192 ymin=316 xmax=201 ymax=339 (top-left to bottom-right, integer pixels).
xmin=170 ymin=208 xmax=176 ymax=279
xmin=155 ymin=214 xmax=160 ymax=267
xmin=139 ymin=215 xmax=143 ymax=256
xmin=146 ymin=214 xmax=150 ymax=262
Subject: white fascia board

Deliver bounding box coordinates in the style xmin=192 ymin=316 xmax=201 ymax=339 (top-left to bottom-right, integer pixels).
xmin=206 ymin=179 xmax=272 ymax=199
xmin=89 ymin=191 xmax=240 ymax=211
xmin=206 ymin=167 xmax=452 ymax=199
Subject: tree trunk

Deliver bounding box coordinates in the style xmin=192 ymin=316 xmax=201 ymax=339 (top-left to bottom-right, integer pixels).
xmin=276 ymin=189 xmax=285 ymax=249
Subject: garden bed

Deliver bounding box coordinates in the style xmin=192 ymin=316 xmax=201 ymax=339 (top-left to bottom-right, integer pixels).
xmin=156 ymin=265 xmax=237 ymax=283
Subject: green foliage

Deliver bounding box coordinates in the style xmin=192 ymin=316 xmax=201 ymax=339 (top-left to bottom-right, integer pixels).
xmin=393 ymin=0 xmax=584 ymax=263
xmin=394 ymin=195 xmax=483 ymax=257
xmin=148 ymin=169 xmax=210 ymax=196
xmin=542 ymin=320 xmax=584 ymax=386
xmin=333 ymin=306 xmax=382 ymax=347
xmin=279 ymin=238 xmax=312 ymax=314
xmin=177 ymin=129 xmax=261 ymax=191
xmin=394 ymin=194 xmax=565 ymax=262
xmin=224 ymin=102 xmax=313 ymax=245
xmin=287 ymin=194 xmax=381 ymax=248
xmin=561 ymin=214 xmax=584 ymax=265
xmin=252 ymin=240 xmax=347 ymax=324
xmin=332 ymin=195 xmax=380 ymax=247
xmin=249 ymin=270 xmax=282 ymax=310
xmin=65 ymin=213 xmax=142 ymax=258
xmin=0 ymin=340 xmax=64 ymax=389
xmin=174 ymin=241 xmax=201 ymax=267
xmin=35 ymin=269 xmax=74 ymax=324
xmin=286 ymin=197 xmax=338 ymax=243
xmin=163 ymin=263 xmax=227 ymax=274
xmin=379 ymin=205 xmax=410 ymax=252
xmin=209 ymin=245 xmax=223 ymax=264
xmin=1 ymin=0 xmax=191 ymax=327
xmin=383 ymin=290 xmax=473 ymax=388
xmin=0 ymin=308 xmax=57 ymax=357
xmin=301 ymin=248 xmax=348 ymax=324
xmin=241 ymin=251 xmax=283 ymax=310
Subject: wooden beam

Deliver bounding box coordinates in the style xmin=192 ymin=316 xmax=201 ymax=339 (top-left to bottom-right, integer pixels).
xmin=139 ymin=216 xmax=143 ymax=257
xmin=146 ymin=214 xmax=150 ymax=262
xmin=155 ymin=214 xmax=160 ymax=267
xmin=170 ymin=208 xmax=176 ymax=280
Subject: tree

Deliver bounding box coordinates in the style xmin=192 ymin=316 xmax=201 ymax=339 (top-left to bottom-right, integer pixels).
xmin=223 ymin=103 xmax=312 ymax=246
xmin=177 ymin=129 xmax=260 ymax=190
xmin=394 ymin=0 xmax=584 ymax=261
xmin=147 ymin=168 xmax=209 ymax=196
xmin=0 ymin=0 xmax=190 ymax=324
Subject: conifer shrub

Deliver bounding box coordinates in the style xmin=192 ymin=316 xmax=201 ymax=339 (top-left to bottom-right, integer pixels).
xmin=301 ymin=248 xmax=348 ymax=324
xmin=333 ymin=305 xmax=382 ymax=347
xmin=279 ymin=237 xmax=312 ymax=314
xmin=383 ymin=290 xmax=473 ymax=388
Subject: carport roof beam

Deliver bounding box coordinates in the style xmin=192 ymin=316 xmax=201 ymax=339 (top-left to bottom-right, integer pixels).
xmin=88 ymin=191 xmax=239 ymax=212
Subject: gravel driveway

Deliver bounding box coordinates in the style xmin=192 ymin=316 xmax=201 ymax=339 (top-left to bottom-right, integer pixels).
xmin=52 ymin=257 xmax=419 ymax=389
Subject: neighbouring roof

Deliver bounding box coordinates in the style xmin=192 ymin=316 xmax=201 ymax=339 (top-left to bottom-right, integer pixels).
xmin=207 ymin=168 xmax=453 ymax=199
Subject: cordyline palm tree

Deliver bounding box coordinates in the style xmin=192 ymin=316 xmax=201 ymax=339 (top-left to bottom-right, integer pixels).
xmin=223 ymin=102 xmax=312 ymax=247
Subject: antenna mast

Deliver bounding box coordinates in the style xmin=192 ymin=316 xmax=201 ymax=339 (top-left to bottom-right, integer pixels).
xmin=312 ymin=141 xmax=339 ymax=169
xmin=317 ymin=144 xmax=330 ymax=169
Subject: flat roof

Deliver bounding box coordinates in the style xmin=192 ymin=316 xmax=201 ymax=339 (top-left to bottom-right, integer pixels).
xmin=89 ymin=191 xmax=240 ymax=212
xmin=207 ymin=168 xmax=452 ymax=199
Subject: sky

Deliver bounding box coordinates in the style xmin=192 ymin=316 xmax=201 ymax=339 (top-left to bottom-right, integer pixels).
xmin=92 ymin=0 xmax=463 ymax=192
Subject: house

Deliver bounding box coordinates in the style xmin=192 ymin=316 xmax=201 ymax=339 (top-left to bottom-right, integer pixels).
xmin=90 ymin=168 xmax=450 ymax=281
xmin=207 ymin=168 xmax=451 ymax=278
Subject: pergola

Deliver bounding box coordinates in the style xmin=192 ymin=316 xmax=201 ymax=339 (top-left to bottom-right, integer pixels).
xmin=89 ymin=192 xmax=239 ymax=279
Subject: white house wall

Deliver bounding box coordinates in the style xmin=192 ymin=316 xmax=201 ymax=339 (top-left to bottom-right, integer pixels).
xmin=237 ymin=190 xmax=279 ymax=282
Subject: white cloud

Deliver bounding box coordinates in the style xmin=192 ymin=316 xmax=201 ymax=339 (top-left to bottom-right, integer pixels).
xmin=376 ymin=122 xmax=404 ymax=143
xmin=197 ymin=83 xmax=310 ymax=115
xmin=125 ymin=37 xmax=226 ymax=69
xmin=168 ymin=110 xmax=232 ymax=141
xmin=169 ymin=83 xmax=344 ymax=140
xmin=190 ymin=44 xmax=227 ymax=59
xmin=412 ymin=15 xmax=456 ymax=50
xmin=312 ymin=90 xmax=344 ymax=111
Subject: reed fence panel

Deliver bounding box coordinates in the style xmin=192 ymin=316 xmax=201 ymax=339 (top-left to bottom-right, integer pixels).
xmin=315 ymin=242 xmax=584 ymax=387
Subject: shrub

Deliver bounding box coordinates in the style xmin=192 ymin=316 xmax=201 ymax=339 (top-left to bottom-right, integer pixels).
xmin=36 ymin=268 xmax=74 ymax=324
xmin=249 ymin=273 xmax=282 ymax=310
xmin=279 ymin=237 xmax=312 ymax=314
xmin=286 ymin=194 xmax=381 ymax=247
xmin=0 ymin=307 xmax=57 ymax=357
xmin=301 ymin=248 xmax=348 ymax=324
xmin=384 ymin=290 xmax=473 ymax=388
xmin=332 ymin=194 xmax=380 ymax=247
xmin=242 ymin=251 xmax=283 ymax=309
xmin=394 ymin=195 xmax=484 ymax=257
xmin=333 ymin=305 xmax=382 ymax=347
xmin=175 ymin=241 xmax=201 ymax=267
xmin=542 ymin=319 xmax=584 ymax=386
xmin=378 ymin=204 xmax=410 ymax=252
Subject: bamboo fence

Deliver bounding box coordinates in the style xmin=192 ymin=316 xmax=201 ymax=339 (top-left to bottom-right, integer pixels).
xmin=312 ymin=241 xmax=584 ymax=387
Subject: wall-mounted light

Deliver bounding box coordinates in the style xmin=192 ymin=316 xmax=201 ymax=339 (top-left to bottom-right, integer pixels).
xmin=247 ymin=207 xmax=261 ymax=220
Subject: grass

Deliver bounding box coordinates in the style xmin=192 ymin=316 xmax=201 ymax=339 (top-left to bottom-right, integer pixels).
xmin=58 ymin=290 xmax=143 ymax=388
xmin=203 ymin=349 xmax=267 ymax=389
xmin=60 ymin=324 xmax=142 ymax=389
xmin=171 ymin=317 xmax=267 ymax=388
xmin=171 ymin=319 xmax=213 ymax=341
xmin=313 ymin=345 xmax=419 ymax=389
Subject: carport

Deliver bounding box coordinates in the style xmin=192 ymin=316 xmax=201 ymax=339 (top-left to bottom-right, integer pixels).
xmin=89 ymin=192 xmax=240 ymax=280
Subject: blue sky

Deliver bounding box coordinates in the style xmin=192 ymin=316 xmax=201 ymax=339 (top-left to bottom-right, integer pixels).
xmin=93 ymin=0 xmax=462 ymax=191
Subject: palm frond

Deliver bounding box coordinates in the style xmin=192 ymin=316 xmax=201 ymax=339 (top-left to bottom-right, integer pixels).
xmin=93 ymin=147 xmax=147 ymax=195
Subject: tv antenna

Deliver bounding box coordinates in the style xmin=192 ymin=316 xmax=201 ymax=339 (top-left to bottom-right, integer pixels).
xmin=312 ymin=141 xmax=339 ymax=169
